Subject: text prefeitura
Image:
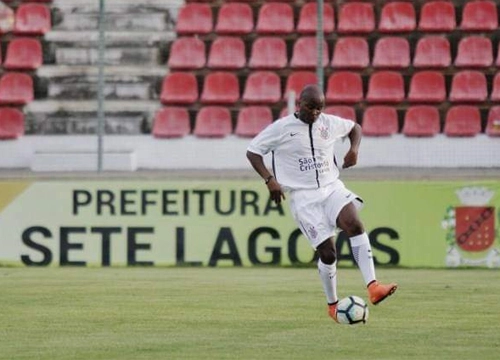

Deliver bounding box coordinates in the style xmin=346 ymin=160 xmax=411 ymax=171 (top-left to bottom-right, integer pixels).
xmin=72 ymin=189 xmax=285 ymax=216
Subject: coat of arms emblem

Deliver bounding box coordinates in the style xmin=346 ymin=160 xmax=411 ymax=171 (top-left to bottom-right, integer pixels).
xmin=442 ymin=187 xmax=500 ymax=268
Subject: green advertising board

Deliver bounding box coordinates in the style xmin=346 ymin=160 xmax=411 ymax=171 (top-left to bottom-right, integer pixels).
xmin=0 ymin=180 xmax=498 ymax=268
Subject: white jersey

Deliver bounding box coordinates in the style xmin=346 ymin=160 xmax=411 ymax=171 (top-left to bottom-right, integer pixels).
xmin=247 ymin=112 xmax=355 ymax=191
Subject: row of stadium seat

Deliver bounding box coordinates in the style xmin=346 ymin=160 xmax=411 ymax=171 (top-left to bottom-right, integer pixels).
xmin=169 ymin=35 xmax=500 ymax=71
xmin=160 ymin=70 xmax=500 ymax=106
xmin=151 ymin=105 xmax=500 ymax=138
xmin=2 ymin=103 xmax=498 ymax=140
xmin=0 ymin=2 xmax=51 ymax=36
xmin=176 ymin=1 xmax=499 ymax=36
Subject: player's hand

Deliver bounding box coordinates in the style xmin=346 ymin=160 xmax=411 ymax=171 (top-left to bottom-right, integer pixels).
xmin=342 ymin=149 xmax=358 ymax=169
xmin=267 ymin=179 xmax=285 ymax=204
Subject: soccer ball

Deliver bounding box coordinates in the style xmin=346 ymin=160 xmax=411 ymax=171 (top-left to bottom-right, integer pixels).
xmin=336 ymin=295 xmax=369 ymax=325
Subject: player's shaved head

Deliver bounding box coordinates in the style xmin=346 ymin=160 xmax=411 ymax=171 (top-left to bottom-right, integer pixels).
xmin=299 ymin=84 xmax=324 ymax=103
xmin=297 ymin=84 xmax=325 ymax=124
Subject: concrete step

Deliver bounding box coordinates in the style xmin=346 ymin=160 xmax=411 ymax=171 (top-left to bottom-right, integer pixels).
xmin=47 ymin=82 xmax=158 ymax=100
xmin=37 ymin=65 xmax=168 ymax=81
xmin=25 ymin=100 xmax=162 ymax=135
xmin=36 ymin=65 xmax=167 ymax=101
xmin=55 ymin=46 xmax=161 ymax=65
xmin=26 ymin=113 xmax=147 ymax=135
xmin=26 ymin=99 xmax=161 ymax=114
xmin=52 ymin=0 xmax=184 ymax=14
xmin=54 ymin=13 xmax=173 ymax=31
xmin=45 ymin=30 xmax=175 ymax=46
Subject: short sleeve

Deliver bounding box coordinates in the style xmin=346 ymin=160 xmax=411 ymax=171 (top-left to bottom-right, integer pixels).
xmin=326 ymin=114 xmax=355 ymax=139
xmin=247 ymin=121 xmax=282 ymax=156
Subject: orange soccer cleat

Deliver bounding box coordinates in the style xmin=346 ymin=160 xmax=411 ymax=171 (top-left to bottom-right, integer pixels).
xmin=328 ymin=302 xmax=339 ymax=323
xmin=368 ymin=281 xmax=398 ymax=305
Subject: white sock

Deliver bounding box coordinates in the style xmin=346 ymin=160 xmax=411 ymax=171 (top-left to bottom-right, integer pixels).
xmin=350 ymin=233 xmax=376 ymax=286
xmin=317 ymin=259 xmax=338 ymax=304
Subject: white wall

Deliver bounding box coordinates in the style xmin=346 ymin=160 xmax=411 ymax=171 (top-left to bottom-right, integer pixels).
xmin=0 ymin=135 xmax=498 ymax=171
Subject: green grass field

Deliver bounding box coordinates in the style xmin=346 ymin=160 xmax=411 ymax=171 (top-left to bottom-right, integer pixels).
xmin=1 ymin=267 xmax=499 ymax=360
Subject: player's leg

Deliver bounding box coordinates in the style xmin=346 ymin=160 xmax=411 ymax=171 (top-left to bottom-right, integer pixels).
xmin=336 ymin=203 xmax=398 ymax=305
xmin=336 ymin=203 xmax=375 ymax=284
xmin=288 ymin=189 xmax=340 ymax=320
xmin=316 ymin=238 xmax=339 ymax=322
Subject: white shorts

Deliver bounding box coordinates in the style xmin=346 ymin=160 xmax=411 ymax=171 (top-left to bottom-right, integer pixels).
xmin=288 ymin=180 xmax=364 ymax=249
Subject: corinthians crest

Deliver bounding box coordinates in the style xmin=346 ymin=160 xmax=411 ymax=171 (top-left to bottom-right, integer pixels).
xmin=318 ymin=126 xmax=329 ymax=140
xmin=442 ymin=186 xmax=500 ymax=268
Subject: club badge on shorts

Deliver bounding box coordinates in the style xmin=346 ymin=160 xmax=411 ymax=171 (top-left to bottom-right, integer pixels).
xmin=307 ymin=225 xmax=318 ymax=239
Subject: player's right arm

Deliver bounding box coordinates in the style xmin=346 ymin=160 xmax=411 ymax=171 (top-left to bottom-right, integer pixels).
xmin=246 ymin=151 xmax=285 ymax=205
xmin=246 ymin=119 xmax=286 ymax=204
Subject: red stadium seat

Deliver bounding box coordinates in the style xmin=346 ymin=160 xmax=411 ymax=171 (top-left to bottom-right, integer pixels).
xmin=372 ymin=37 xmax=410 ymax=69
xmin=207 ymin=37 xmax=246 ymax=70
xmin=13 ymin=3 xmax=51 ymax=35
xmin=201 ymin=71 xmax=239 ymax=105
xmin=4 ymin=37 xmax=42 ymax=70
xmin=0 ymin=72 xmax=33 ymax=105
xmin=290 ymin=37 xmax=329 ymax=69
xmin=366 ymin=71 xmax=405 ymax=103
xmin=160 ymin=72 xmax=198 ymax=105
xmin=152 ymin=107 xmax=190 ymax=138
xmin=194 ymin=106 xmax=232 ymax=138
xmin=418 ymin=1 xmax=456 ymax=32
xmin=378 ymin=1 xmax=416 ymax=33
xmin=0 ymin=5 xmax=14 ymax=35
xmin=460 ymin=0 xmax=498 ymax=31
xmin=402 ymin=106 xmax=440 ymax=137
xmin=413 ymin=36 xmax=451 ymax=69
xmin=362 ymin=106 xmax=398 ymax=136
xmin=486 ymin=106 xmax=500 ymax=136
xmin=454 ymin=36 xmax=493 ymax=68
xmin=0 ymin=107 xmax=24 ymax=139
xmin=444 ymin=106 xmax=481 ymax=137
xmin=176 ymin=3 xmax=213 ymax=35
xmin=325 ymin=72 xmax=363 ymax=104
xmin=331 ymin=37 xmax=369 ymax=69
xmin=235 ymin=106 xmax=273 ymax=137
xmin=242 ymin=71 xmax=281 ymax=105
xmin=248 ymin=37 xmax=287 ymax=70
xmin=215 ymin=2 xmax=253 ymax=35
xmin=449 ymin=71 xmax=487 ymax=103
xmin=256 ymin=3 xmax=294 ymax=35
xmin=167 ymin=37 xmax=206 ymax=70
xmin=324 ymin=106 xmax=357 ymax=122
xmin=408 ymin=71 xmax=446 ymax=103
xmin=297 ymin=2 xmax=335 ymax=34
xmin=491 ymin=73 xmax=500 ymax=102
xmin=284 ymin=71 xmax=318 ymax=101
xmin=337 ymin=2 xmax=375 ymax=34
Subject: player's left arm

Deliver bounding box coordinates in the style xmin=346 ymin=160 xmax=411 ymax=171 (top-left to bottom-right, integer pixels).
xmin=342 ymin=123 xmax=362 ymax=169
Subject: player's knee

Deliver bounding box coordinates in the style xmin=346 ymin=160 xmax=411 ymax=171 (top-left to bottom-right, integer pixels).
xmin=350 ymin=223 xmax=364 ymax=236
xmin=319 ymin=251 xmax=336 ymax=265
xmin=318 ymin=244 xmax=336 ymax=265
xmin=343 ymin=220 xmax=364 ymax=237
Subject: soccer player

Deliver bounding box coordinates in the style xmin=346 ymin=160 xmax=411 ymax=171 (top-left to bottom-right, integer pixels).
xmin=246 ymin=84 xmax=397 ymax=322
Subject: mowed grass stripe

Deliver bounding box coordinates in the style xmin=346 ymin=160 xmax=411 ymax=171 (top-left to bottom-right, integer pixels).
xmin=0 ymin=268 xmax=499 ymax=360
